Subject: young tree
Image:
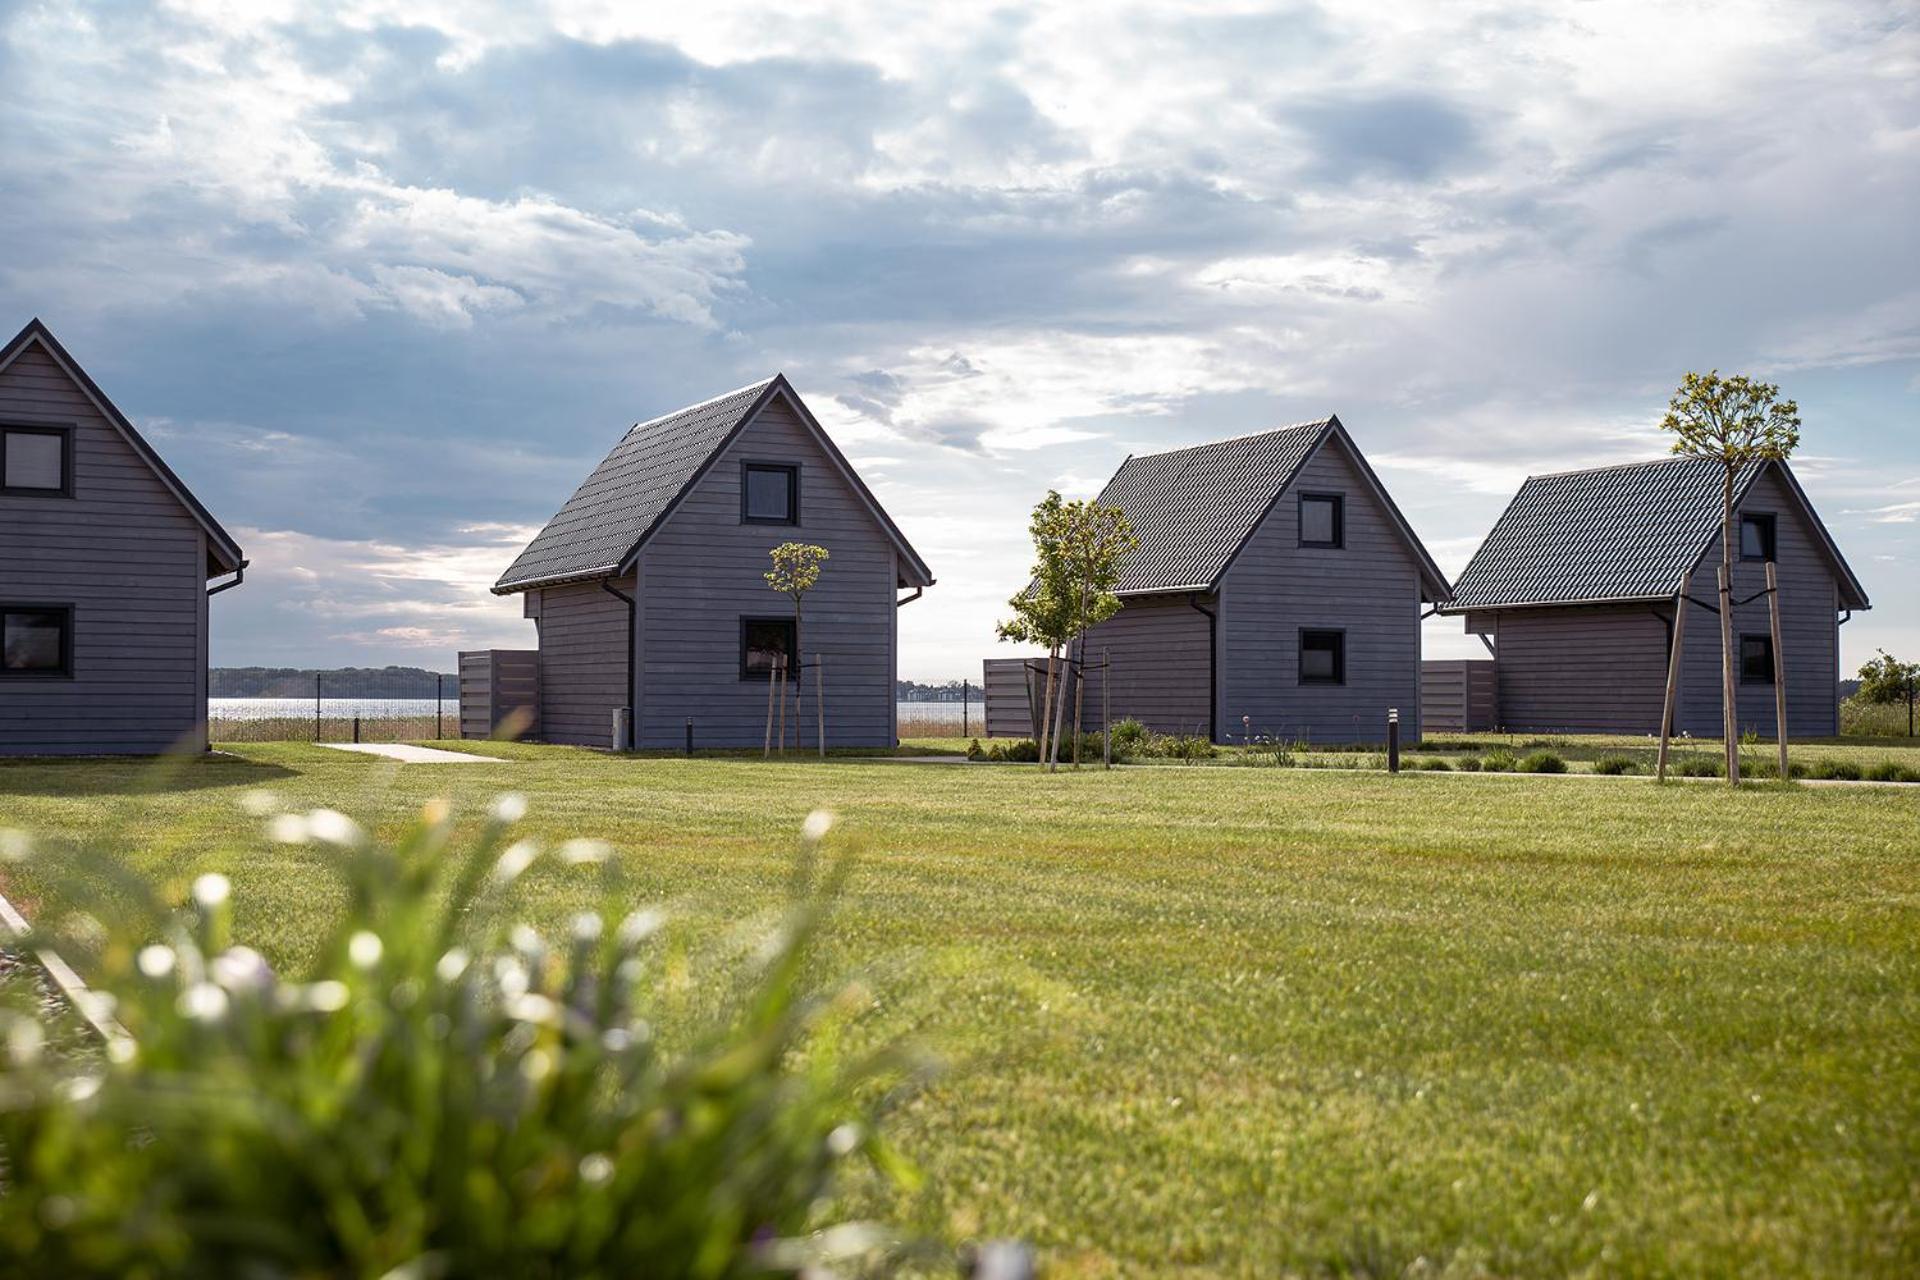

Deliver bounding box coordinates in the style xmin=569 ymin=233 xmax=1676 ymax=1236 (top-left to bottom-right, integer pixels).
xmin=996 ymin=494 xmax=1076 ymax=766
xmin=1058 ymin=501 xmax=1136 ymax=770
xmin=1856 ymin=649 xmax=1920 ymax=737
xmin=1660 ymin=371 xmax=1800 ymax=784
xmin=766 ymin=542 xmax=829 ymax=754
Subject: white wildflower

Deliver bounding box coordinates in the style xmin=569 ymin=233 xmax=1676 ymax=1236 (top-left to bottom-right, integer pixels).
xmin=238 ymin=789 xmax=282 ymax=817
xmin=435 ymin=948 xmax=470 ymax=983
xmin=347 ymin=931 xmax=383 ymax=969
xmin=801 ymin=809 xmax=836 ymax=842
xmin=493 ymin=840 xmax=539 ymax=885
xmin=579 ymin=1153 xmax=615 ymax=1185
xmin=178 ymin=982 xmax=229 ymax=1022
xmin=137 ymin=944 xmax=177 ymax=979
xmin=558 ymin=838 xmax=611 ymax=865
xmin=305 ymin=809 xmax=363 ymax=846
xmin=267 ymin=813 xmax=310 ymax=844
xmin=191 ymin=873 xmax=231 ymax=910
xmin=490 ymin=792 xmax=528 ymax=823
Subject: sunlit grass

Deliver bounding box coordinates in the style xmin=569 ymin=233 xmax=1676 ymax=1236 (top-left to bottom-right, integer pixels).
xmin=3 ymin=741 xmax=1917 ymax=1275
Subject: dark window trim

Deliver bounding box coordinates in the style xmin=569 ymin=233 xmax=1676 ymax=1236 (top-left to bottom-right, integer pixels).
xmin=1298 ymin=491 xmax=1344 ymax=549
xmin=739 ymin=615 xmax=797 ymax=681
xmin=1298 ymin=627 xmax=1346 ymax=686
xmin=0 ymin=422 xmax=76 ymax=498
xmin=740 ymin=461 xmax=800 ymax=526
xmin=1739 ymin=511 xmax=1777 ymax=562
xmin=1739 ymin=632 xmax=1775 ymax=685
xmin=0 ymin=602 xmax=75 ymax=679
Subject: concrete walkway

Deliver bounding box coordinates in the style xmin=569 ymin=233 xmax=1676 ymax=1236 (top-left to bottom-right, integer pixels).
xmin=318 ymin=743 xmax=505 ymax=764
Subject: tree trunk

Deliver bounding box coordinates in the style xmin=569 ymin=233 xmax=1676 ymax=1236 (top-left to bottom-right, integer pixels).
xmin=793 ymin=601 xmax=804 ymax=753
xmin=1071 ymin=633 xmax=1086 ymax=767
xmin=1656 ymin=588 xmax=1687 ymax=781
xmin=1037 ymin=648 xmax=1057 ymax=763
xmin=1719 ymin=471 xmax=1739 ymax=785
xmin=1048 ymin=643 xmax=1071 ymax=773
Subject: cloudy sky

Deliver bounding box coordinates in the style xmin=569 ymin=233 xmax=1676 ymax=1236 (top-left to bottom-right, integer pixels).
xmin=3 ymin=0 xmax=1915 ymax=680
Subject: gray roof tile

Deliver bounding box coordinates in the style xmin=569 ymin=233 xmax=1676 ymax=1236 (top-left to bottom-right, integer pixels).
xmin=1447 ymin=456 xmax=1765 ymax=609
xmin=495 ymin=379 xmax=775 ymax=591
xmin=1095 ymin=421 xmax=1332 ymax=594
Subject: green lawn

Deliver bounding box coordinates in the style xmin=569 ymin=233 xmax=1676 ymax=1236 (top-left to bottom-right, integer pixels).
xmin=3 ymin=741 xmax=1918 ymax=1275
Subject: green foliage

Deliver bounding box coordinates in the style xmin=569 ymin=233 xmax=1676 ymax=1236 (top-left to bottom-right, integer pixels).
xmin=1109 ymin=718 xmax=1150 ymax=753
xmin=965 ymin=738 xmax=986 ymax=761
xmin=1417 ymin=757 xmax=1453 ymax=772
xmin=1593 ymin=755 xmax=1641 ymax=776
xmin=1453 ymin=756 xmax=1482 ymax=772
xmin=1861 ymin=761 xmax=1916 ymax=783
xmin=984 ymin=739 xmax=1041 ymax=762
xmin=1674 ymin=757 xmax=1726 ymax=778
xmin=1841 ymin=695 xmax=1913 ymax=737
xmin=1480 ymin=748 xmax=1520 ymax=773
xmin=1856 ymin=649 xmax=1920 ymax=704
xmin=0 ymin=798 xmax=916 ymax=1278
xmin=1805 ymin=758 xmax=1863 ymax=781
xmin=1517 ymin=751 xmax=1568 ymax=774
xmin=765 ymin=541 xmax=830 ymax=603
xmin=1659 ymin=371 xmax=1802 ymax=470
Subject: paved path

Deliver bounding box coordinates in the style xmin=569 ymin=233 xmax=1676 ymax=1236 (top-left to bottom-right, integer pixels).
xmin=318 ymin=743 xmax=505 ymax=764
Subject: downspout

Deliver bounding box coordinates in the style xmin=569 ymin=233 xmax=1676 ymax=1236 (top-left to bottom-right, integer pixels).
xmin=896 ymin=586 xmax=923 ymax=608
xmin=601 ymin=580 xmax=636 ymax=748
xmin=206 ymin=560 xmax=249 ymax=596
xmin=1187 ymin=593 xmax=1218 ymax=743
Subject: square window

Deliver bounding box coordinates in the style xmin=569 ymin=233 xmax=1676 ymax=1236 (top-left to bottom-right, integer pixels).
xmin=1740 ymin=634 xmax=1774 ymax=684
xmin=2 ymin=427 xmax=70 ymax=494
xmin=1299 ymin=629 xmax=1345 ymax=685
xmin=1300 ymin=493 xmax=1343 ymax=548
xmin=742 ymin=463 xmax=798 ymax=524
xmin=1 ymin=606 xmax=71 ymax=677
xmin=1739 ymin=512 xmax=1776 ymax=562
xmin=740 ymin=616 xmax=797 ymax=680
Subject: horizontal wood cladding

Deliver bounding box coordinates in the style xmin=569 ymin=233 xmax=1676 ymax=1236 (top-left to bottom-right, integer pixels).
xmin=639 ymin=401 xmax=898 ymax=749
xmin=1482 ymin=605 xmax=1671 ymax=734
xmin=0 ymin=344 xmax=209 ymax=755
xmin=1421 ymin=660 xmax=1498 ymax=732
xmin=1680 ymin=468 xmax=1839 ymax=738
xmin=1217 ymin=440 xmax=1422 ymax=744
xmin=533 ymin=577 xmax=630 ymax=746
xmin=1482 ymin=469 xmax=1844 ymax=738
xmin=981 ymin=656 xmax=1041 ymax=739
xmin=1078 ymin=594 xmax=1212 ymax=737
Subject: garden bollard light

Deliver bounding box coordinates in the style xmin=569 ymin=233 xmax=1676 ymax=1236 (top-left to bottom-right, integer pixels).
xmin=1387 ymin=707 xmax=1399 ymax=773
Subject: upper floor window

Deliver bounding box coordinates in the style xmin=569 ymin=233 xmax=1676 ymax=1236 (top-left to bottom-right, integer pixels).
xmin=2 ymin=604 xmax=72 ymax=678
xmin=1299 ymin=492 xmax=1344 ymax=548
xmin=1 ymin=425 xmax=72 ymax=496
xmin=1739 ymin=512 xmax=1776 ymax=562
xmin=1299 ymin=628 xmax=1345 ymax=685
xmin=742 ymin=462 xmax=798 ymax=525
xmin=1740 ymin=633 xmax=1775 ymax=684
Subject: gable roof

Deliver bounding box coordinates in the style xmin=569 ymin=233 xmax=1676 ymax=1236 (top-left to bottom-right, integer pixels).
xmin=494 ymin=374 xmax=932 ymax=593
xmin=0 ymin=318 xmax=244 ymax=577
xmin=1092 ymin=415 xmax=1451 ymax=600
xmin=1444 ymin=455 xmax=1869 ymax=612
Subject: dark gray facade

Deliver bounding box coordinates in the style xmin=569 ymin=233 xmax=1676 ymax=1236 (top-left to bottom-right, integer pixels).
xmin=1074 ymin=420 xmax=1450 ymax=744
xmin=1448 ymin=458 xmax=1868 ymax=737
xmin=495 ymin=377 xmax=932 ymax=750
xmin=0 ymin=320 xmax=244 ymax=756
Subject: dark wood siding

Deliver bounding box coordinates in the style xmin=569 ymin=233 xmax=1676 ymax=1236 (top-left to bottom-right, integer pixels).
xmin=0 ymin=344 xmax=208 ymax=755
xmin=637 ymin=398 xmax=897 ymax=748
xmin=1480 ymin=605 xmax=1671 ymax=733
xmin=982 ymin=656 xmax=1040 ymax=739
xmin=1077 ymin=593 xmax=1213 ymax=737
xmin=1216 ymin=440 xmax=1422 ymax=744
xmin=1422 ymin=660 xmax=1497 ymax=732
xmin=1679 ymin=467 xmax=1839 ymax=738
xmin=533 ymin=575 xmax=631 ymax=746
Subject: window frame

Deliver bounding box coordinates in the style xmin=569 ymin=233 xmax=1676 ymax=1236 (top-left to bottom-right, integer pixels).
xmin=740 ymin=461 xmax=800 ymax=526
xmin=1739 ymin=511 xmax=1777 ymax=563
xmin=0 ymin=423 xmax=75 ymax=498
xmin=1739 ymin=632 xmax=1775 ymax=685
xmin=0 ymin=603 xmax=75 ymax=679
xmin=1298 ymin=627 xmax=1346 ymax=686
xmin=1298 ymin=491 xmax=1345 ymax=549
xmin=739 ymin=615 xmax=798 ymax=682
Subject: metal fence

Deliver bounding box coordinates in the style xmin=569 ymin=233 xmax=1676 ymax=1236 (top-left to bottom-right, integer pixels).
xmin=208 ymin=669 xmax=460 ymax=743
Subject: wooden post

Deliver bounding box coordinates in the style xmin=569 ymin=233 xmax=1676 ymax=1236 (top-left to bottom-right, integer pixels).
xmin=815 ymin=652 xmax=825 ymax=759
xmin=1071 ymin=645 xmax=1086 ymax=768
xmin=1656 ymin=589 xmax=1687 ymax=781
xmin=777 ymin=656 xmax=788 ymax=756
xmin=1767 ymin=561 xmax=1787 ymax=779
xmin=1102 ymin=647 xmax=1111 ymax=770
xmin=763 ymin=656 xmax=776 ymax=758
xmin=1037 ymin=650 xmax=1056 ymax=763
xmin=1719 ymin=563 xmax=1740 ymax=785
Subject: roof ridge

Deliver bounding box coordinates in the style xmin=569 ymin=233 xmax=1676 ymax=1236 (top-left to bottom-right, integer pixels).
xmin=1125 ymin=417 xmax=1332 ymax=464
xmin=619 ymin=374 xmax=777 ymax=438
xmin=1523 ymin=453 xmax=1758 ymax=483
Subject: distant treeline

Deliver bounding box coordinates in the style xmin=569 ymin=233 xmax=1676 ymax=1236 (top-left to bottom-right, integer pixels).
xmin=213 ymin=667 xmax=455 ymax=697
xmin=896 ymin=679 xmax=978 ymax=702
